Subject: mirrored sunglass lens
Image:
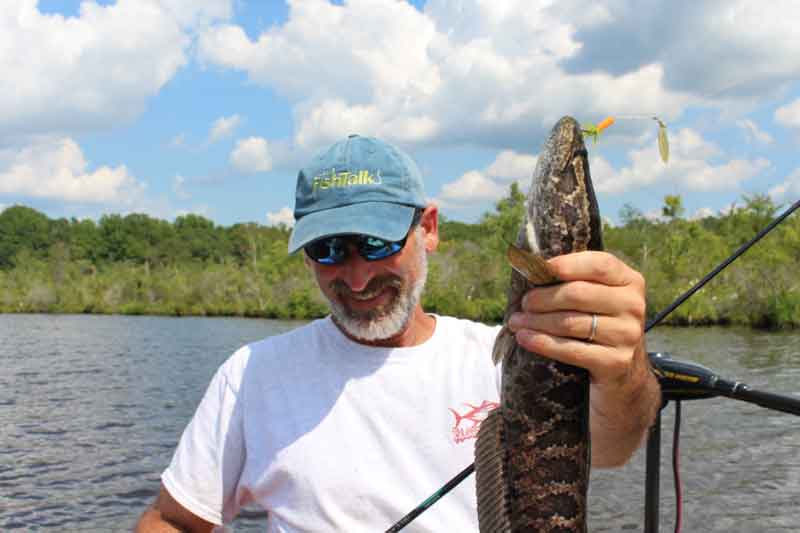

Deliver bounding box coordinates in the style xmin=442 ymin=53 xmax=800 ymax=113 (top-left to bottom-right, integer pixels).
xmin=306 ymin=238 xmax=347 ymax=264
xmin=307 ymin=235 xmax=407 ymax=264
xmin=361 ymin=236 xmax=403 ymax=260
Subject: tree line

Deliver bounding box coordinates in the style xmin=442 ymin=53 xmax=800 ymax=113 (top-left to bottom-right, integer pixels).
xmin=1 ymin=188 xmax=798 ymax=328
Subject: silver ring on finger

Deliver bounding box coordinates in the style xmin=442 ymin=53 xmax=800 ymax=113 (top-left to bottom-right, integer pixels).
xmin=586 ymin=313 xmax=598 ymax=343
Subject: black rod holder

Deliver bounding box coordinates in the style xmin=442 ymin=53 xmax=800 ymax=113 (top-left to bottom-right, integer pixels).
xmin=644 ymin=413 xmax=661 ymax=533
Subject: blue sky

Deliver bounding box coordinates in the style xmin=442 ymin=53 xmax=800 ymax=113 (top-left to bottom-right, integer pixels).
xmin=2 ymin=0 xmax=800 ymax=228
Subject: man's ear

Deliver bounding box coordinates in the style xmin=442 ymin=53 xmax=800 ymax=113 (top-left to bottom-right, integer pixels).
xmin=420 ymin=204 xmax=439 ymax=252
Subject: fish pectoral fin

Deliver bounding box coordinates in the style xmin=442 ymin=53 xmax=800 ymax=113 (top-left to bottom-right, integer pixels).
xmin=492 ymin=326 xmax=516 ymax=365
xmin=507 ymin=243 xmax=559 ymax=285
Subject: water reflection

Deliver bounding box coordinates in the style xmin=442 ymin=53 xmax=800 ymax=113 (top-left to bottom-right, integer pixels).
xmin=1 ymin=316 xmax=798 ymax=532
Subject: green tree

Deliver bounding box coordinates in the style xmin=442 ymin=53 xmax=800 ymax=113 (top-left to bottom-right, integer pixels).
xmin=68 ymin=218 xmax=102 ymax=263
xmin=174 ymin=214 xmax=221 ymax=263
xmin=229 ymin=222 xmax=262 ymax=268
xmin=97 ymin=214 xmax=128 ymax=263
xmin=481 ymin=182 xmax=526 ymax=251
xmin=0 ymin=205 xmax=52 ymax=268
xmin=1 ymin=195 xmax=798 ymax=328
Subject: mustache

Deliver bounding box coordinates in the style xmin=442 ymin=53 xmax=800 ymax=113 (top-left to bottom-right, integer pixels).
xmin=330 ymin=275 xmax=403 ymax=297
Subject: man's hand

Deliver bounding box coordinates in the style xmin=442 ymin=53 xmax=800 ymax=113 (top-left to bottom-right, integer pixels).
xmin=507 ymin=251 xmax=661 ymax=467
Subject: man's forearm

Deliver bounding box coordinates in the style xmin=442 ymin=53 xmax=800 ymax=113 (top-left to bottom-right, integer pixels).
xmin=135 ymin=506 xmax=187 ymax=533
xmin=134 ymin=486 xmax=216 ymax=533
xmin=589 ymin=343 xmax=662 ymax=468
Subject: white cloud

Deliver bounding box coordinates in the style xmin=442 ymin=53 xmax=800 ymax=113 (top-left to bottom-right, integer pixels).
xmin=431 ymin=139 xmax=605 ymax=206
xmin=0 ymin=0 xmax=233 ymax=139
xmin=209 ymin=114 xmax=242 ymax=143
xmin=439 ymin=170 xmax=507 ymax=207
xmin=230 ymin=137 xmax=272 ymax=173
xmin=198 ymin=1 xmax=440 ymax=106
xmin=293 ymin=99 xmax=439 ymax=150
xmin=689 ymin=207 xmax=715 ymax=220
xmin=266 ymin=206 xmax=294 ymax=227
xmin=197 ymin=0 xmax=800 ymax=154
xmin=558 ymin=1 xmax=800 ymax=101
xmin=587 ymin=155 xmax=616 ymax=187
xmin=197 ymin=1 xmax=688 ymax=152
xmin=737 ymin=119 xmax=773 ymax=144
xmin=682 ymin=158 xmax=770 ymax=191
xmin=0 ymin=136 xmax=145 ymax=203
xmin=775 ymin=99 xmax=800 ymax=129
xmin=434 ymin=148 xmax=539 ymax=207
xmin=486 ymin=150 xmax=538 ymax=181
xmin=768 ymin=168 xmax=800 ymax=203
xmin=158 ymin=0 xmax=233 ymax=29
xmin=595 ymin=127 xmax=770 ymax=194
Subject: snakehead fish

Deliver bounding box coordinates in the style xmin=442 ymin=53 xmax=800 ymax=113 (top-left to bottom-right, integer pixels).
xmin=475 ymin=116 xmax=603 ymax=532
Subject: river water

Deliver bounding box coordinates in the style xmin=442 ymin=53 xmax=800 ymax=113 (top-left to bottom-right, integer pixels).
xmin=1 ymin=314 xmax=798 ymax=532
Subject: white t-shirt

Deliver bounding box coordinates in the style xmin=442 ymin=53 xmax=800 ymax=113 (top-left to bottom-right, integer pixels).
xmin=162 ymin=315 xmax=502 ymax=532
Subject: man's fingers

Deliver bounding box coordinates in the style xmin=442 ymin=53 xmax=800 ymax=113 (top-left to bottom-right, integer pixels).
xmin=547 ymin=251 xmax=644 ymax=288
xmin=520 ymin=251 xmax=646 ymax=316
xmin=509 ymin=311 xmax=642 ymax=349
xmin=509 ymin=251 xmax=648 ymax=387
xmin=514 ymin=329 xmax=629 ymax=383
xmin=521 ymin=280 xmax=646 ymax=318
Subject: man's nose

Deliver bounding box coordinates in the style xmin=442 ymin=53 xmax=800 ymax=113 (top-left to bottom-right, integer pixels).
xmin=337 ymin=246 xmax=375 ymax=292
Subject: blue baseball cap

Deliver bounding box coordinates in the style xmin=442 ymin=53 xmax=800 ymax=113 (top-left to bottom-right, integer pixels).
xmin=288 ymin=134 xmax=427 ymax=254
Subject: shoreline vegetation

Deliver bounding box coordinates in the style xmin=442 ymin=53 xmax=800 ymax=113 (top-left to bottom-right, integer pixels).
xmin=1 ymin=187 xmax=798 ymax=329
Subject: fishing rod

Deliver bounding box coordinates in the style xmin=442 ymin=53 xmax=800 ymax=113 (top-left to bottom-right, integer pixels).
xmin=385 ymin=197 xmax=800 ymax=532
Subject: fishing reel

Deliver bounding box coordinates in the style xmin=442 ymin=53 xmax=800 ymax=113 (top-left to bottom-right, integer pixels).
xmin=648 ymin=352 xmax=800 ymax=414
xmin=649 ymin=352 xmax=734 ymax=402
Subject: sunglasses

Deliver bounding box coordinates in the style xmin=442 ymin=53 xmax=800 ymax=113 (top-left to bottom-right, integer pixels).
xmin=305 ymin=209 xmax=423 ymax=265
xmin=305 ymin=234 xmax=409 ymax=265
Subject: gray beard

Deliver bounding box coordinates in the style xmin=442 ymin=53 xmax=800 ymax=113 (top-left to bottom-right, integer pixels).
xmin=325 ymin=228 xmax=427 ymax=342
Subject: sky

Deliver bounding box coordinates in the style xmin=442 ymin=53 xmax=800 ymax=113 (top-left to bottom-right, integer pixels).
xmin=2 ymin=0 xmax=800 ymax=228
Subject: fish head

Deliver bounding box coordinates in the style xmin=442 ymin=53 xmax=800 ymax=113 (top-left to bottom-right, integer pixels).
xmin=523 ymin=116 xmax=603 ymax=257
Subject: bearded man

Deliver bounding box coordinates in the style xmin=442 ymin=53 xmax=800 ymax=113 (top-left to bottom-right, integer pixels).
xmin=136 ymin=135 xmax=660 ymax=532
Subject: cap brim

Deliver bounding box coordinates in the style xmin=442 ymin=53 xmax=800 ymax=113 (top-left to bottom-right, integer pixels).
xmin=288 ymin=202 xmax=416 ymax=254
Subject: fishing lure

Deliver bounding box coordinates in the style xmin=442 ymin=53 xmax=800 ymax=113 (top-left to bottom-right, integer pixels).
xmin=582 ymin=115 xmax=670 ymax=164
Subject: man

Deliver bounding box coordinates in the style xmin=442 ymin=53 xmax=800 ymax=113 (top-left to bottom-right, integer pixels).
xmin=136 ymin=135 xmax=661 ymax=532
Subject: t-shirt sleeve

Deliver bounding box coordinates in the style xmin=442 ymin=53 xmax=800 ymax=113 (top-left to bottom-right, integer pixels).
xmin=161 ymin=356 xmax=247 ymax=525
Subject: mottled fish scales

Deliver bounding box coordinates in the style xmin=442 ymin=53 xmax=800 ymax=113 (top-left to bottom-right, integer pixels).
xmin=475 ymin=116 xmax=603 ymax=532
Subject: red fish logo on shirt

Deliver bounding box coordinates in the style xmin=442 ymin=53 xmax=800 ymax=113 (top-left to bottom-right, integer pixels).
xmin=449 ymin=400 xmax=499 ymax=443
